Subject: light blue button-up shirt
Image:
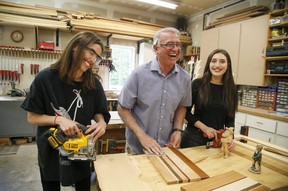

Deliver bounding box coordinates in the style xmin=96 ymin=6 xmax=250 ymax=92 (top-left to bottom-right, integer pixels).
xmin=118 ymin=58 xmax=192 ymax=154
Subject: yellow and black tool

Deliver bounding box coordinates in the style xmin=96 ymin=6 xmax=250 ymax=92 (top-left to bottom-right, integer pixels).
xmin=46 ymin=123 xmax=96 ymax=161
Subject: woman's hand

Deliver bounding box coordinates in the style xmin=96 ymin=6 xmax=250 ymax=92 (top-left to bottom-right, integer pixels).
xmin=201 ymin=126 xmax=219 ymax=140
xmin=56 ymin=116 xmax=81 ymax=137
xmin=86 ymin=120 xmax=107 ymax=142
xmin=228 ymin=139 xmax=236 ymax=152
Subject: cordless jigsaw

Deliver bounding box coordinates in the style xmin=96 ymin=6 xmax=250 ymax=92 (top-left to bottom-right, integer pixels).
xmin=46 ymin=123 xmax=96 ymax=161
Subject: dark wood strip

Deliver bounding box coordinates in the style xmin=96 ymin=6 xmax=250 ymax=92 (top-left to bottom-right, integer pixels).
xmin=159 ymin=156 xmax=182 ymax=183
xmin=165 ymin=154 xmax=190 ymax=182
xmin=168 ymin=147 xmax=209 ymax=179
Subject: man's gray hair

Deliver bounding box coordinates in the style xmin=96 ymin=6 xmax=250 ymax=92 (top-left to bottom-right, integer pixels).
xmin=153 ymin=27 xmax=180 ymax=45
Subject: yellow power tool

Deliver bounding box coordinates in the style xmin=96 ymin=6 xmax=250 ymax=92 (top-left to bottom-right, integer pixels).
xmin=46 ymin=123 xmax=96 ymax=161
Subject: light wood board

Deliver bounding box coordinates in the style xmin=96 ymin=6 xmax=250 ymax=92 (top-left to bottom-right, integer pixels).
xmin=94 ymin=142 xmax=288 ymax=191
xmin=94 ymin=153 xmax=152 ymax=191
xmin=181 ymin=170 xmax=270 ymax=191
xmin=147 ymin=147 xmax=209 ymax=184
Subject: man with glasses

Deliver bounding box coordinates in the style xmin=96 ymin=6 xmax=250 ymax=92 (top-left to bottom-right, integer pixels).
xmin=117 ymin=27 xmax=191 ymax=155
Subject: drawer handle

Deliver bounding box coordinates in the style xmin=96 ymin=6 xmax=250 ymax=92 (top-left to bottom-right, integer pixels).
xmin=256 ymin=121 xmax=263 ymax=125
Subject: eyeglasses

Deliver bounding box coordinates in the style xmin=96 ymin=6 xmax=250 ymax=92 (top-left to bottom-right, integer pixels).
xmin=85 ymin=47 xmax=103 ymax=65
xmin=158 ymin=42 xmax=183 ymax=50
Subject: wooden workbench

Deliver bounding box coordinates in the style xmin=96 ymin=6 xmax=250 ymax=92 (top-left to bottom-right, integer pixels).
xmin=94 ymin=139 xmax=288 ymax=191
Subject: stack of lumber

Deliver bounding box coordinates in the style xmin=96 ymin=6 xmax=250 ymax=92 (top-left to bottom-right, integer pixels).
xmin=206 ymin=6 xmax=269 ymax=30
xmin=0 ymin=2 xmax=67 ymax=29
xmin=0 ymin=2 xmax=192 ymax=44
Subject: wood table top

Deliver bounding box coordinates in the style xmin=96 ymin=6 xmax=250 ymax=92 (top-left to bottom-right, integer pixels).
xmin=94 ymin=140 xmax=288 ymax=191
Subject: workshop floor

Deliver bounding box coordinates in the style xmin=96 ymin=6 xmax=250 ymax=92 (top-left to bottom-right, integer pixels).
xmin=0 ymin=143 xmax=98 ymax=191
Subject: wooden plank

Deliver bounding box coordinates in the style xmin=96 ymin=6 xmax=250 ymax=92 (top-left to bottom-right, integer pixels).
xmin=164 ymin=148 xmax=201 ymax=181
xmin=0 ymin=13 xmax=67 ymax=29
xmin=168 ymin=147 xmax=209 ymax=179
xmin=94 ymin=154 xmax=153 ymax=191
xmin=223 ymin=6 xmax=268 ymax=17
xmin=147 ymin=147 xmax=208 ymax=184
xmin=0 ymin=2 xmax=57 ymax=17
xmin=181 ymin=171 xmax=270 ymax=191
xmin=147 ymin=155 xmax=179 ymax=184
xmin=233 ymin=137 xmax=288 ymax=177
xmin=234 ymin=135 xmax=288 ymax=157
xmin=0 ymin=2 xmax=192 ymax=44
xmin=120 ymin=17 xmax=165 ymax=28
xmin=94 ymin=143 xmax=288 ymax=191
xmin=160 ymin=155 xmax=190 ymax=183
xmin=209 ymin=12 xmax=264 ymax=28
xmin=215 ymin=10 xmax=263 ymax=23
xmin=212 ymin=177 xmax=269 ymax=191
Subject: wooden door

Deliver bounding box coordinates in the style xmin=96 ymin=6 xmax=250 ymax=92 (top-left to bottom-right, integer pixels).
xmin=199 ymin=27 xmax=219 ymax=77
xmin=218 ymin=23 xmax=241 ymax=82
xmin=237 ymin=15 xmax=268 ymax=86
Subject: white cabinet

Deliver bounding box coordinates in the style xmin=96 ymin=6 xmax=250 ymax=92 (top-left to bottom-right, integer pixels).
xmin=245 ymin=115 xmax=277 ymax=133
xmin=245 ymin=115 xmax=276 ymax=143
xmin=236 ymin=112 xmax=288 ymax=147
xmin=276 ymin=121 xmax=288 ymax=137
xmin=200 ymin=15 xmax=268 ymax=86
xmin=235 ymin=112 xmax=246 ymax=136
xmin=248 ymin=127 xmax=275 ymax=143
xmin=275 ymin=135 xmax=288 ymax=148
xmin=237 ymin=15 xmax=268 ymax=86
xmin=275 ymin=121 xmax=288 ymax=148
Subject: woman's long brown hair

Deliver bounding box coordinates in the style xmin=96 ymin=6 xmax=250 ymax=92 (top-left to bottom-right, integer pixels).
xmin=50 ymin=31 xmax=103 ymax=91
xmin=198 ymin=49 xmax=238 ymax=117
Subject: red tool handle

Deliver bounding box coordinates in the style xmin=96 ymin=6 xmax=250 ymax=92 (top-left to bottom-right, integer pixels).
xmin=21 ymin=63 xmax=24 ymax=74
xmin=18 ymin=73 xmax=21 ymax=83
xmin=30 ymin=64 xmax=33 ymax=75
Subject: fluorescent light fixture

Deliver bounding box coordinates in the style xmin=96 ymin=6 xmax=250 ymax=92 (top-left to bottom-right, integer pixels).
xmin=136 ymin=0 xmax=178 ymax=9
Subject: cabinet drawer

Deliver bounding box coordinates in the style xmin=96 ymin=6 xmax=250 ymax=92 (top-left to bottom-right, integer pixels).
xmin=249 ymin=127 xmax=275 ymax=143
xmin=275 ymin=135 xmax=288 ymax=149
xmin=276 ymin=122 xmax=288 ymax=137
xmin=234 ymin=123 xmax=242 ymax=136
xmin=235 ymin=112 xmax=246 ymax=124
xmin=246 ymin=115 xmax=276 ymax=133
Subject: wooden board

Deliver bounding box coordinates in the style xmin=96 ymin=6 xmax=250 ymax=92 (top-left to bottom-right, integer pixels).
xmin=147 ymin=147 xmax=209 ymax=184
xmin=181 ymin=170 xmax=270 ymax=191
xmin=94 ymin=153 xmax=153 ymax=191
xmin=94 ymin=144 xmax=288 ymax=191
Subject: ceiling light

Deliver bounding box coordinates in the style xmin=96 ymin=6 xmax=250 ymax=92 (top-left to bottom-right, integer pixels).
xmin=136 ymin=0 xmax=178 ymax=10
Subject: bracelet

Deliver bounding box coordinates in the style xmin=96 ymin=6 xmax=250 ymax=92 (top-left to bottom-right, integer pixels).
xmin=54 ymin=116 xmax=58 ymax=125
xmin=172 ymin=128 xmax=184 ymax=133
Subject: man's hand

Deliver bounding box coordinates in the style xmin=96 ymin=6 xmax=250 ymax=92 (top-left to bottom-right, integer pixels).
xmin=166 ymin=130 xmax=182 ymax=149
xmin=139 ymin=133 xmax=163 ymax=155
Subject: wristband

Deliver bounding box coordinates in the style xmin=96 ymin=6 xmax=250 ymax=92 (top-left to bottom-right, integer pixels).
xmin=172 ymin=128 xmax=184 ymax=133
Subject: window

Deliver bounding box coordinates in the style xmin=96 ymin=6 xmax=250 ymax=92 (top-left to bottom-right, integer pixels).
xmin=109 ymin=45 xmax=135 ymax=90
